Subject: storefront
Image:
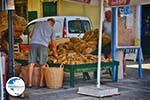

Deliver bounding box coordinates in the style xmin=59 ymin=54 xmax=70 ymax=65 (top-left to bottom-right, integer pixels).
xmin=0 ymin=0 xmax=150 ymax=99
xmin=142 ymin=4 xmax=150 ymax=55
xmin=96 ymin=0 xmax=150 ymax=87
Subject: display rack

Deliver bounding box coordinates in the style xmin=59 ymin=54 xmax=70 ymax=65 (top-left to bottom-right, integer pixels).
xmin=15 ymin=59 xmax=119 ymax=88
xmin=47 ymin=61 xmax=119 ymax=87
xmin=116 ymin=6 xmax=141 ymax=48
xmin=112 ymin=5 xmax=142 ymax=79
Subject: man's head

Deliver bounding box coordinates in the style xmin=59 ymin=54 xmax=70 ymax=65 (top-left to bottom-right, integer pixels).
xmin=105 ymin=10 xmax=112 ymax=22
xmin=48 ymin=18 xmax=55 ymax=27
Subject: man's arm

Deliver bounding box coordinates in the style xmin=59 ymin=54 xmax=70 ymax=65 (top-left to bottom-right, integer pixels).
xmin=102 ymin=21 xmax=105 ymax=34
xmin=29 ymin=31 xmax=32 ymax=38
xmin=50 ymin=40 xmax=58 ymax=58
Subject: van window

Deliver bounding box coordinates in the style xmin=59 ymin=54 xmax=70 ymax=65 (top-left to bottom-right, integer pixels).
xmin=23 ymin=23 xmax=35 ymax=35
xmin=28 ymin=23 xmax=35 ymax=32
xmin=25 ymin=21 xmax=62 ymax=36
xmin=68 ymin=20 xmax=91 ymax=34
xmin=53 ymin=21 xmax=63 ymax=36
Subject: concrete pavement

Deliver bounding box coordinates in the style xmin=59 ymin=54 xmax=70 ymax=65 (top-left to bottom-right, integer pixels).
xmin=11 ymin=57 xmax=150 ymax=100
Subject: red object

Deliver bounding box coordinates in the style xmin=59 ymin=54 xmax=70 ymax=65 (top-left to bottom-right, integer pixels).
xmin=20 ymin=44 xmax=30 ymax=51
xmin=63 ymin=26 xmax=67 ymax=37
xmin=29 ymin=32 xmax=32 ymax=38
xmin=70 ymin=0 xmax=91 ymax=4
xmin=109 ymin=0 xmax=130 ymax=6
xmin=3 ymin=54 xmax=7 ymax=87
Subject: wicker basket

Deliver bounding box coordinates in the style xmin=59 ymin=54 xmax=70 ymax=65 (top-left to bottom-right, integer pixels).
xmin=14 ymin=63 xmax=21 ymax=76
xmin=44 ymin=64 xmax=64 ymax=89
xmin=21 ymin=65 xmax=40 ymax=87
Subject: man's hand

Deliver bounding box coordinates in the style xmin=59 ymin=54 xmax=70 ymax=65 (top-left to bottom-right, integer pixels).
xmin=53 ymin=53 xmax=58 ymax=59
xmin=51 ymin=40 xmax=58 ymax=59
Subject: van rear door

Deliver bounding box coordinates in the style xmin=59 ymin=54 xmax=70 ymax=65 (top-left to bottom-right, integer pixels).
xmin=66 ymin=17 xmax=92 ymax=38
xmin=53 ymin=17 xmax=64 ymax=38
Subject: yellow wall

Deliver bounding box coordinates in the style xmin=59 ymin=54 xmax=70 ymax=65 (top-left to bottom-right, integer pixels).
xmin=58 ymin=0 xmax=100 ymax=28
xmin=28 ymin=0 xmax=42 ymax=18
xmin=57 ymin=1 xmax=84 ymax=16
xmin=28 ymin=0 xmax=100 ymax=28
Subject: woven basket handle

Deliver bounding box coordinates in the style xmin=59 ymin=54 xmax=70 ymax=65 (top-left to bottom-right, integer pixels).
xmin=60 ymin=64 xmax=64 ymax=69
xmin=45 ymin=64 xmax=64 ymax=69
xmin=45 ymin=64 xmax=49 ymax=67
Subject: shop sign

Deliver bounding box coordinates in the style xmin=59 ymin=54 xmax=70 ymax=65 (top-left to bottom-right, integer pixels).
xmin=6 ymin=0 xmax=15 ymax=10
xmin=119 ymin=6 xmax=131 ymax=17
xmin=108 ymin=0 xmax=130 ymax=6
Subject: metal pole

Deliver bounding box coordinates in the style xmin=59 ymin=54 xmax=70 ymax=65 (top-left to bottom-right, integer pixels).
xmin=97 ymin=0 xmax=104 ymax=88
xmin=6 ymin=10 xmax=15 ymax=100
xmin=0 ymin=52 xmax=4 ymax=100
xmin=1 ymin=0 xmax=6 ymax=11
xmin=112 ymin=7 xmax=117 ymax=81
xmin=138 ymin=5 xmax=142 ymax=79
xmin=8 ymin=7 xmax=14 ymax=82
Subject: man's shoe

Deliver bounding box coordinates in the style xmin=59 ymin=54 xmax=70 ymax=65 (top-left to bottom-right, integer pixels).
xmin=26 ymin=85 xmax=32 ymax=88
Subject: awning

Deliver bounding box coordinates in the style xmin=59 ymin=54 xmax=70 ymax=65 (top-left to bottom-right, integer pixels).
xmin=64 ymin=0 xmax=150 ymax=7
xmin=130 ymin=0 xmax=150 ymax=5
xmin=40 ymin=0 xmax=57 ymax=2
xmin=105 ymin=0 xmax=150 ymax=7
xmin=63 ymin=0 xmax=100 ymax=6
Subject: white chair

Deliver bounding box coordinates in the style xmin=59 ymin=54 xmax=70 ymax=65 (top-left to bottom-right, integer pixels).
xmin=14 ymin=43 xmax=20 ymax=53
xmin=125 ymin=48 xmax=144 ymax=62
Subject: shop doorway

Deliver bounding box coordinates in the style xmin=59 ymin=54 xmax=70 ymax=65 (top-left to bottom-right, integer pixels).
xmin=142 ymin=4 xmax=150 ymax=55
xmin=15 ymin=0 xmax=27 ymax=19
xmin=42 ymin=2 xmax=57 ymax=17
xmin=28 ymin=11 xmax=37 ymax=22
